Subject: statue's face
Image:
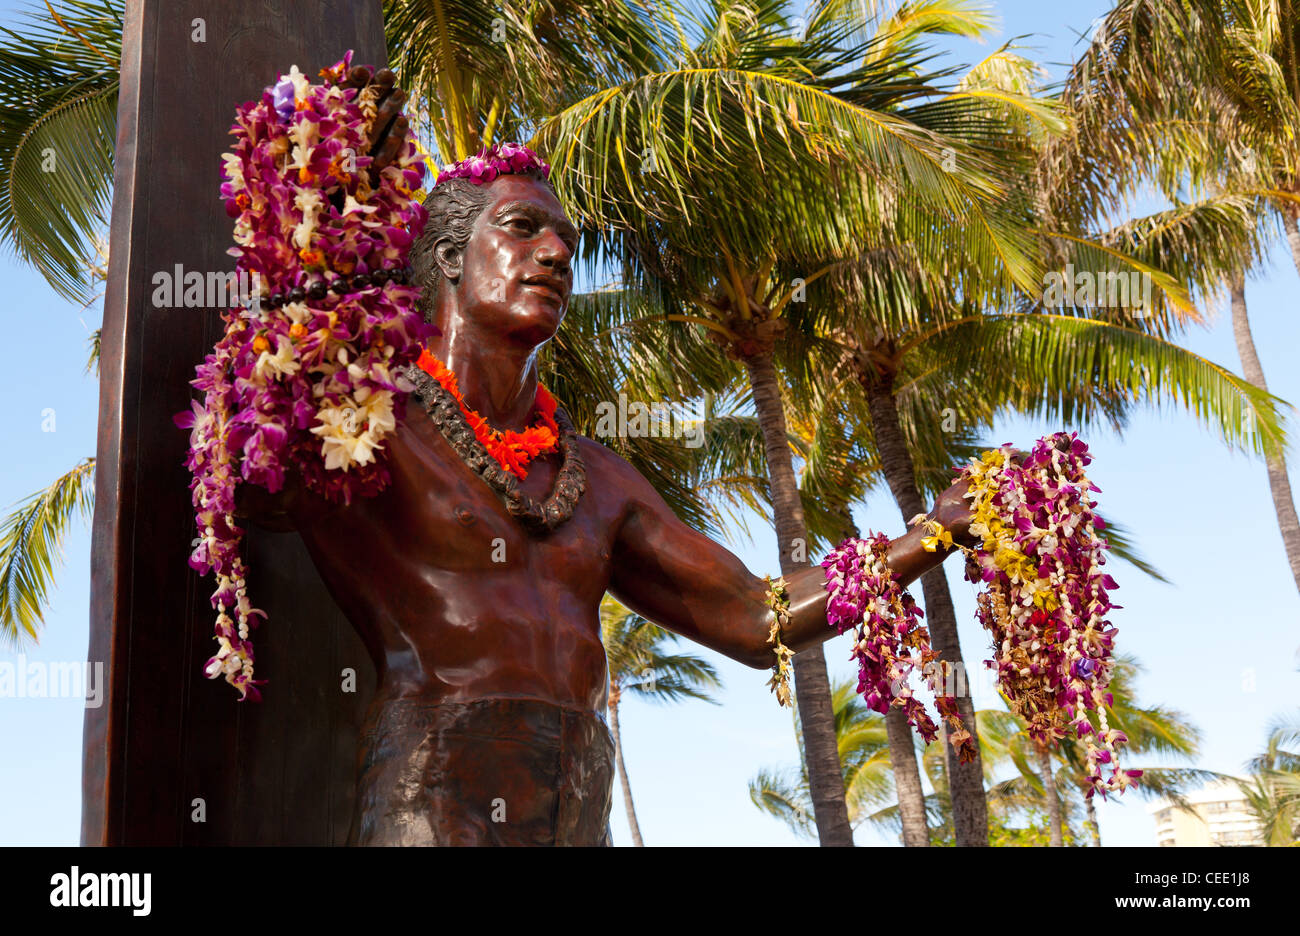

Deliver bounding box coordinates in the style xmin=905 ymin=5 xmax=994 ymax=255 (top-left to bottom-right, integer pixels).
xmin=453 ymin=174 xmax=578 ymax=345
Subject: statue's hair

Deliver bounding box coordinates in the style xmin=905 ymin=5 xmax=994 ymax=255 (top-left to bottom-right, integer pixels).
xmin=410 ymin=168 xmax=552 ymax=324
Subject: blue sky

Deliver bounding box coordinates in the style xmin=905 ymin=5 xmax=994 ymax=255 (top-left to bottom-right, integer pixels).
xmin=1 ymin=0 xmax=1298 ymax=846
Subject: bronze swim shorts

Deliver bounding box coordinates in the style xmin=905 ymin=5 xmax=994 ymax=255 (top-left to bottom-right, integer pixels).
xmin=349 ymin=696 xmax=615 ymax=846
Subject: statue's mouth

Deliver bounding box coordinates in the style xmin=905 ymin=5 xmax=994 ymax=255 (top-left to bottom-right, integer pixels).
xmin=520 ymin=274 xmax=567 ymax=304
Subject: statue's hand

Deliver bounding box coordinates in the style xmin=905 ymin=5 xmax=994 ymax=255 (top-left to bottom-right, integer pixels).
xmin=339 ymin=65 xmax=410 ymax=182
xmin=929 ymin=446 xmax=1026 ymax=550
xmin=931 ymin=477 xmax=977 ymax=550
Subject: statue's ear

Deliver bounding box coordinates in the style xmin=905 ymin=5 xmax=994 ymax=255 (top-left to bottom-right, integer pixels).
xmin=433 ymin=236 xmax=463 ymax=283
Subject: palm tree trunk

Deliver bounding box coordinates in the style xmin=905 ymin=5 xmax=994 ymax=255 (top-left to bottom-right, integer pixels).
xmin=1230 ymin=277 xmax=1300 ymax=597
xmin=607 ymin=695 xmax=645 ymax=847
xmin=743 ymin=350 xmax=855 ymax=847
xmin=834 ymin=507 xmax=930 ymax=847
xmin=1284 ymin=213 xmax=1300 ymax=281
xmin=935 ymin=721 xmax=952 ymax=838
xmin=1084 ymin=790 xmax=1101 ymax=847
xmin=862 ymin=377 xmax=989 ymax=846
xmin=1037 ymin=744 xmax=1064 ymax=847
xmin=886 ymin=707 xmax=931 ymax=846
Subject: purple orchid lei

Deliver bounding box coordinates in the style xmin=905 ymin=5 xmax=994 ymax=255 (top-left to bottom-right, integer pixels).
xmin=822 ymin=432 xmax=1138 ymax=798
xmin=433 ymin=141 xmax=550 ymax=186
xmin=822 ymin=534 xmax=972 ymax=758
xmin=173 ymin=51 xmax=435 ymax=700
xmin=958 ymin=432 xmax=1137 ymax=797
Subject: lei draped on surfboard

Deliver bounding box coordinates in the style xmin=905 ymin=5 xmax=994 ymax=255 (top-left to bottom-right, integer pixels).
xmin=173 ymin=52 xmax=431 ymax=701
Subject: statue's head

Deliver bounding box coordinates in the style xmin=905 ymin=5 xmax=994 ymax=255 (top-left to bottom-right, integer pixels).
xmin=412 ymin=144 xmax=577 ymax=348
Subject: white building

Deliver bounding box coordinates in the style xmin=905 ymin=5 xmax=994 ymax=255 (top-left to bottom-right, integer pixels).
xmin=1149 ymin=779 xmax=1263 ymax=847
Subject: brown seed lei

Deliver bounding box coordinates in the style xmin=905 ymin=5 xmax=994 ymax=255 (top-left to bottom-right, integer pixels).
xmin=403 ymin=362 xmax=587 ymax=532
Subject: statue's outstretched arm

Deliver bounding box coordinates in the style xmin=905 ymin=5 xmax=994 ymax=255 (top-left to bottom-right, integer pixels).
xmin=603 ymin=447 xmax=973 ymax=669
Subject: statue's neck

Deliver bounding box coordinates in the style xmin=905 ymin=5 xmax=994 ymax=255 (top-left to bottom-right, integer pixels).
xmin=426 ymin=323 xmax=540 ymax=432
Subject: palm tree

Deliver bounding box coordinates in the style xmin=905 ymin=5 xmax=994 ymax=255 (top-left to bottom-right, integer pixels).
xmin=779 ymin=17 xmax=1286 ymax=846
xmin=1054 ymin=0 xmax=1300 ymax=597
xmin=600 ymin=594 xmax=721 ymax=846
xmin=749 ymin=677 xmax=897 ymax=840
xmin=789 ymin=391 xmax=935 ymax=846
xmin=1238 ymin=711 xmax=1300 ymax=845
xmin=773 ymin=22 xmax=1059 ymax=851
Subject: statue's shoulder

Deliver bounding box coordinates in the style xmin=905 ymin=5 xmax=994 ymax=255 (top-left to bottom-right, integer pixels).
xmin=573 ymin=433 xmax=638 ymax=481
xmin=572 ymin=434 xmax=670 ymax=512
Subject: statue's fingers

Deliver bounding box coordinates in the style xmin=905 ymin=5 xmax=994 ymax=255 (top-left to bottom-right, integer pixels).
xmin=371 ymin=117 xmax=409 ymax=172
xmin=373 ymin=135 xmax=405 ymax=177
xmin=344 ymin=64 xmax=374 ymax=88
xmin=368 ymin=69 xmax=399 ymax=110
xmin=367 ymin=114 xmax=397 ymax=157
xmin=369 ymin=110 xmax=408 ymax=160
xmin=364 ymin=86 xmax=406 ymax=154
xmin=373 ymin=88 xmax=407 ymax=135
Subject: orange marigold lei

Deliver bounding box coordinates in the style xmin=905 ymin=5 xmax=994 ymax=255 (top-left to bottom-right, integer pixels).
xmin=415 ymin=348 xmax=559 ymax=480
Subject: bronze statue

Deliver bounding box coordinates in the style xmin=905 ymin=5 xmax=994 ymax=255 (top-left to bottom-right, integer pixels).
xmin=235 ymin=67 xmax=976 ymax=846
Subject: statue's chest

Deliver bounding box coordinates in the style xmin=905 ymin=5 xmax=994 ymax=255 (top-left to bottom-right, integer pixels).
xmin=377 ymin=408 xmax=611 ymax=581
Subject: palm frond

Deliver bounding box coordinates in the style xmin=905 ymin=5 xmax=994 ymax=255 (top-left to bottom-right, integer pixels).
xmin=0 ymin=456 xmax=95 ymax=645
xmin=599 ymin=594 xmax=722 ymax=704
xmin=0 ymin=0 xmax=121 ymax=302
xmin=919 ymin=312 xmax=1291 ymax=458
xmin=1095 ymin=516 xmax=1169 ymax=584
xmin=384 ymin=0 xmax=666 ymax=159
xmin=748 ymin=765 xmax=817 ymax=836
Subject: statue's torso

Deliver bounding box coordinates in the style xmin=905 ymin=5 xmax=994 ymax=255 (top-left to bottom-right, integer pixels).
xmin=290 ymin=403 xmax=627 ymax=844
xmin=292 ymin=403 xmax=624 ymax=714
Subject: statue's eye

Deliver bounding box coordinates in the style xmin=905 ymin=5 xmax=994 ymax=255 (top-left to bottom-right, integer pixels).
xmin=507 ymin=217 xmax=534 ymax=234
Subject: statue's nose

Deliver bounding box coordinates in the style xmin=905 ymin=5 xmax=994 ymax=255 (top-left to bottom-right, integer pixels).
xmin=535 ymin=231 xmax=572 ymax=273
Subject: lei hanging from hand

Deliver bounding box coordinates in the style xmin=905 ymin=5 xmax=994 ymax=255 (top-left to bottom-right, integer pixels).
xmin=173 ymin=52 xmax=432 ymax=701
xmin=822 ymin=432 xmax=1139 ymax=798
xmin=822 ymin=534 xmax=971 ymax=754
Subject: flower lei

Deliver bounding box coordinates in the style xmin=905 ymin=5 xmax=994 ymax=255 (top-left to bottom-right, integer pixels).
xmin=415 ymin=349 xmax=560 ymax=480
xmin=952 ymin=432 xmax=1136 ymax=797
xmin=822 ymin=534 xmax=972 ymax=757
xmin=174 ymin=52 xmax=433 ymax=700
xmin=434 ymin=141 xmax=551 ymax=186
xmin=822 ymin=432 xmax=1137 ymax=798
xmin=763 ymin=575 xmax=795 ymax=707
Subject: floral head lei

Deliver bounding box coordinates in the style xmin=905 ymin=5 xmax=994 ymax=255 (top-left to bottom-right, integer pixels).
xmin=821 ymin=432 xmax=1139 ymax=798
xmin=174 ymin=52 xmax=433 ymax=700
xmin=433 ymin=142 xmax=551 ymax=186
